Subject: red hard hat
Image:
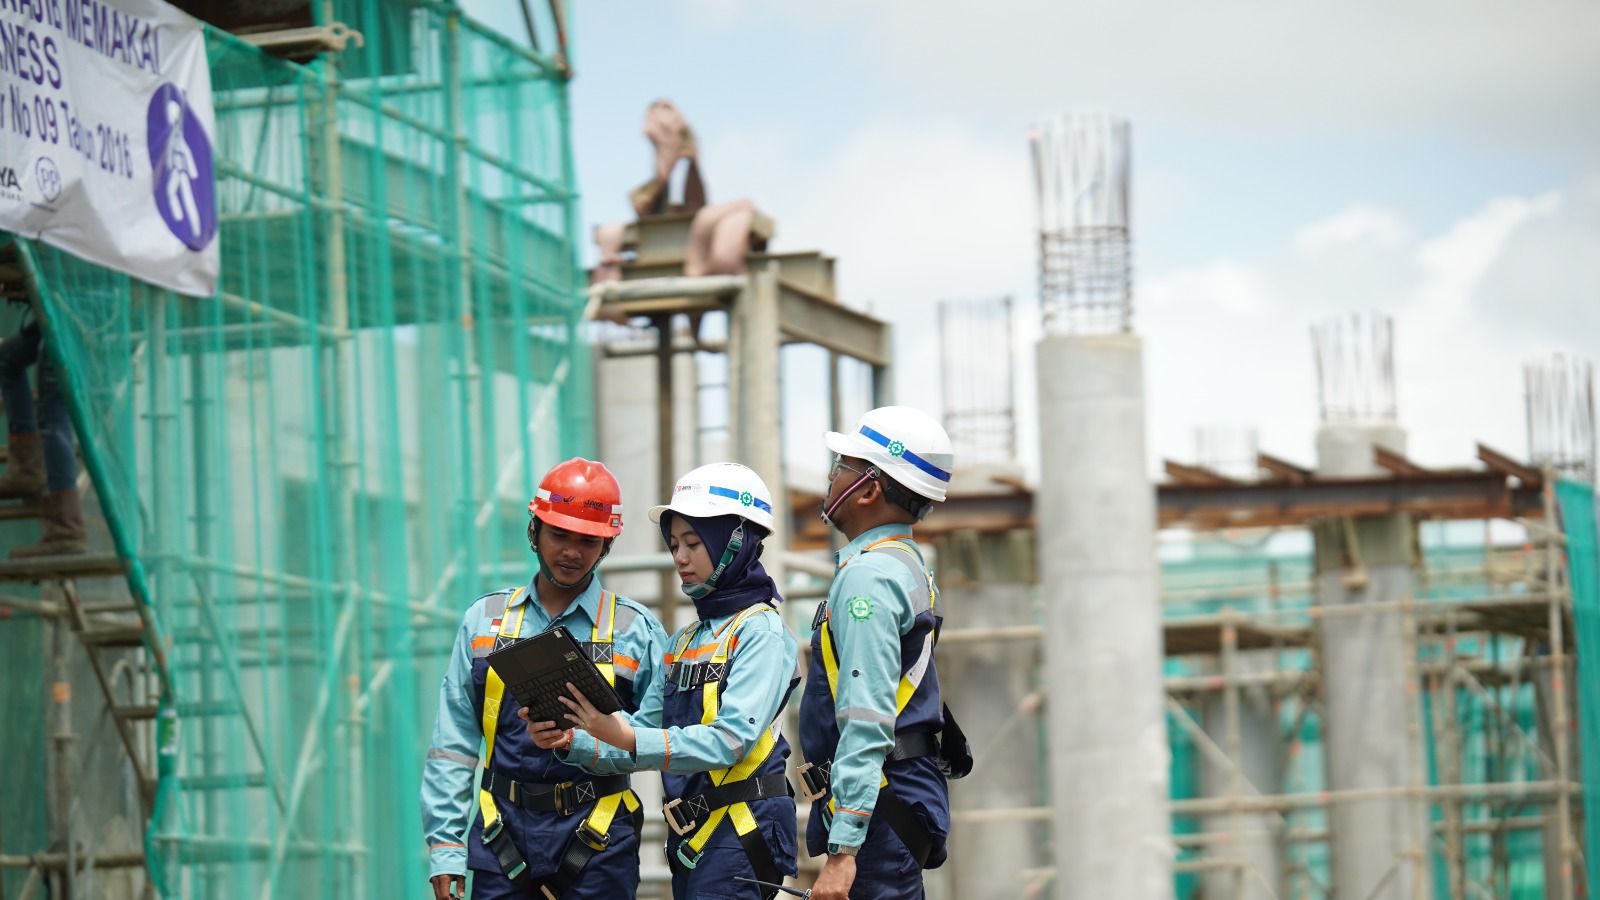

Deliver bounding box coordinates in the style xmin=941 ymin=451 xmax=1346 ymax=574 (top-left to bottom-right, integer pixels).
xmin=529 ymin=458 xmax=624 ymax=537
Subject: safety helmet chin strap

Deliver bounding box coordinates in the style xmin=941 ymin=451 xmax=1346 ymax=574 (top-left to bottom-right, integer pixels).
xmin=680 ymin=522 xmax=745 ymax=600
xmin=528 ymin=519 xmax=613 ymax=591
xmin=819 ymin=467 xmax=878 ymax=528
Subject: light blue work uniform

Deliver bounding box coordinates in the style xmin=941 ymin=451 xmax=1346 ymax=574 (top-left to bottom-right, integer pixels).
xmin=421 ymin=576 xmax=667 ymax=898
xmin=799 ymin=524 xmax=951 ymax=899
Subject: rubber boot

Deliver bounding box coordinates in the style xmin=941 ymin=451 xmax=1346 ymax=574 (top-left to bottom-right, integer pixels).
xmin=11 ymin=490 xmax=87 ymax=558
xmin=0 ymin=432 xmax=46 ymax=499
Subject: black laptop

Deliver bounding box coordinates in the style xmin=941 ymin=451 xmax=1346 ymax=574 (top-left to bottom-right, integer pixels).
xmin=486 ymin=625 xmax=624 ymax=726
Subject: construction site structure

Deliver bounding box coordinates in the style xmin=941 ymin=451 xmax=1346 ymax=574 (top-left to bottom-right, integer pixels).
xmin=906 ymin=331 xmax=1598 ymax=898
xmin=1 ymin=2 xmax=594 ymax=896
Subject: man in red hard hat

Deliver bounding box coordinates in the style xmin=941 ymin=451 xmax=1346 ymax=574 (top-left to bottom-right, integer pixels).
xmin=422 ymin=459 xmax=668 ymax=899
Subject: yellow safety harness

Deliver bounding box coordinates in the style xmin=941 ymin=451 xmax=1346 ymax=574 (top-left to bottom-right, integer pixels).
xmin=800 ymin=536 xmax=950 ymax=868
xmin=479 ymin=587 xmax=641 ymax=896
xmin=819 ymin=536 xmax=934 ymax=724
xmin=663 ymin=603 xmax=788 ymax=885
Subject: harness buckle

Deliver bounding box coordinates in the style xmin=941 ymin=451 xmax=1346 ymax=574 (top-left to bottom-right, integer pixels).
xmin=810 ymin=600 xmax=829 ymax=631
xmin=662 ymin=797 xmax=697 ymax=836
xmin=552 ymin=781 xmax=577 ymax=816
xmin=574 ymin=819 xmax=611 ymax=853
xmin=796 ymin=762 xmax=829 ymax=803
xmin=677 ymin=662 xmax=695 ymax=691
xmin=674 ymin=841 xmax=704 ymax=871
xmin=481 ymin=818 xmax=504 ymax=845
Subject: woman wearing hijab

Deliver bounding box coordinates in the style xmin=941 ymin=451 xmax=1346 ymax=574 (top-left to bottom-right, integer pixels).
xmin=527 ymin=462 xmax=801 ymax=900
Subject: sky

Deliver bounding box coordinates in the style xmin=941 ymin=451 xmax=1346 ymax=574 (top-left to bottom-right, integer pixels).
xmin=465 ymin=0 xmax=1600 ymax=480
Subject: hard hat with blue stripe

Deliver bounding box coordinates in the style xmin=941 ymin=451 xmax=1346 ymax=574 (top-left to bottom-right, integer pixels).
xmin=825 ymin=405 xmax=954 ymax=502
xmin=647 ymin=462 xmax=776 ymax=533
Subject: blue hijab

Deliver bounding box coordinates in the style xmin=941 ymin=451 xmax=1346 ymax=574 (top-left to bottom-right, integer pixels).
xmin=661 ymin=512 xmax=783 ymax=620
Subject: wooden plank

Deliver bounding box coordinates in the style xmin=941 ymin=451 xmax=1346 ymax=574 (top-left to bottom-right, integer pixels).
xmin=1164 ymin=460 xmax=1240 ymax=486
xmin=0 ymin=554 xmax=126 ymax=583
xmin=1257 ymin=451 xmax=1312 ymax=485
xmin=1374 ymin=446 xmax=1430 ymax=477
xmin=1478 ymin=443 xmax=1542 ymax=486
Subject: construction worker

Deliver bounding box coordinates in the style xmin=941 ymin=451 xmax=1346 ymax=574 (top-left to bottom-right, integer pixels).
xmin=0 ymin=313 xmax=86 ymax=557
xmin=527 ymin=462 xmax=801 ymax=900
xmin=797 ymin=407 xmax=973 ymax=900
xmin=421 ymin=458 xmax=668 ymax=900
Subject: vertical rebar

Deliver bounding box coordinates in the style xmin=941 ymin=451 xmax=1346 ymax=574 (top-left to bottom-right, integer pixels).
xmin=1525 ymin=355 xmax=1596 ymax=484
xmin=1029 ymin=115 xmax=1132 ymax=335
xmin=938 ymin=297 xmax=1018 ymax=462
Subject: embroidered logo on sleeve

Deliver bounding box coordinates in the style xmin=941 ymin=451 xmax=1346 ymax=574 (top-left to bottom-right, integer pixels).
xmin=847 ymin=595 xmax=874 ymax=621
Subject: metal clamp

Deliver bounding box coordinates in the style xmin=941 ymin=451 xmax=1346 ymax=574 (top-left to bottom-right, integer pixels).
xmin=574 ymin=819 xmax=611 ymax=853
xmin=796 ymin=762 xmax=829 ymax=803
xmin=551 ymin=781 xmax=576 ymax=815
xmin=674 ymin=840 xmax=704 ymax=871
xmin=662 ymin=798 xmax=697 ymax=836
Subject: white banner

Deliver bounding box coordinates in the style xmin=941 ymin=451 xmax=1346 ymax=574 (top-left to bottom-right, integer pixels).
xmin=0 ymin=0 xmax=218 ymax=297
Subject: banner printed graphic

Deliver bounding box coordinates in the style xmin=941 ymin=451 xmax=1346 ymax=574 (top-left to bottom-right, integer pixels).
xmin=0 ymin=0 xmax=219 ymax=297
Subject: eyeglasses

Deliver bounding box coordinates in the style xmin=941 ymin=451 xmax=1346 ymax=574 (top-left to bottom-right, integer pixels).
xmin=828 ymin=455 xmax=872 ymax=483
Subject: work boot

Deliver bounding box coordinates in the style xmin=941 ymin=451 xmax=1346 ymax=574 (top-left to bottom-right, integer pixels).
xmin=0 ymin=432 xmax=46 ymax=499
xmin=11 ymin=490 xmax=87 ymax=558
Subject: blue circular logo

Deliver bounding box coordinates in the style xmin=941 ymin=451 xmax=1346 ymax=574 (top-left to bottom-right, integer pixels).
xmin=146 ymin=83 xmax=216 ymax=252
xmin=34 ymin=157 xmax=61 ymax=203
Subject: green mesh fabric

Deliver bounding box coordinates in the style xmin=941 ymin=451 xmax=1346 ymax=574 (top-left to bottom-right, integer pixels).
xmin=8 ymin=3 xmax=587 ymax=894
xmin=1557 ymin=480 xmax=1600 ymax=896
xmin=1162 ymin=533 xmax=1574 ymax=898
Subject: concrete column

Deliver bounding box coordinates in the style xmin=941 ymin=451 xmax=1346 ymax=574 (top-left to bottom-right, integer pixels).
xmin=739 ymin=263 xmax=786 ymax=593
xmin=940 ymin=578 xmax=1049 ymax=900
xmin=1036 ymin=333 xmax=1171 ymax=898
xmin=1313 ymin=424 xmax=1431 ymax=900
xmin=1198 ymin=654 xmax=1286 ymax=899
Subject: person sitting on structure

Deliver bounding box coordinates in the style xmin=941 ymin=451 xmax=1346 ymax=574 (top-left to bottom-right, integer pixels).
xmin=591 ymin=100 xmax=769 ymax=288
xmin=0 ymin=305 xmax=87 ymax=557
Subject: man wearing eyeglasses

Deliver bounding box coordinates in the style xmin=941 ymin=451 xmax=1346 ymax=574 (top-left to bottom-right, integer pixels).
xmin=797 ymin=406 xmax=973 ymax=900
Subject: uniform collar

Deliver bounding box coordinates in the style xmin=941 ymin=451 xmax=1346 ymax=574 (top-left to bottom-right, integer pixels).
xmin=834 ymin=523 xmax=915 ymax=569
xmin=515 ymin=573 xmax=604 ymax=628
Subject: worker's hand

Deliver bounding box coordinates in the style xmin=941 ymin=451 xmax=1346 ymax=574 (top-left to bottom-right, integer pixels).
xmin=810 ymin=852 xmax=856 ymax=900
xmin=558 ymin=683 xmax=636 ymax=752
xmin=429 ymin=873 xmax=465 ymax=900
xmin=517 ymin=708 xmax=573 ymax=751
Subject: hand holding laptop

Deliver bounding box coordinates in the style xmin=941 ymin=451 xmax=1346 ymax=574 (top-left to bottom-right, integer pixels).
xmin=521 ymin=682 xmax=636 ymax=752
xmin=557 ymin=683 xmax=637 ymax=752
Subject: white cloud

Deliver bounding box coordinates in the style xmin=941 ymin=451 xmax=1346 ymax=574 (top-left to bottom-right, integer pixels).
xmin=689 ymin=1 xmax=1600 ymax=141
xmin=1294 ymin=206 xmax=1412 ymax=253
xmin=1143 ymin=179 xmax=1600 ymax=473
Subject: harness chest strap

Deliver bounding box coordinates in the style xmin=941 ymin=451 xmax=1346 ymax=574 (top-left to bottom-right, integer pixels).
xmin=478 ymin=589 xmax=639 ymax=889
xmin=667 ymin=604 xmax=787 ymax=882
xmin=813 ymin=539 xmax=936 ymax=802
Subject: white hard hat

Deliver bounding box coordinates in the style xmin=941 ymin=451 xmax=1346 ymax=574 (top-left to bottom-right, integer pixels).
xmin=824 ymin=406 xmax=954 ymax=502
xmin=647 ymin=462 xmax=776 ymax=533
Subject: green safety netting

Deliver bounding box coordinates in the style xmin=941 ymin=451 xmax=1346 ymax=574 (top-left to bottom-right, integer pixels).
xmin=1162 ymin=528 xmax=1585 ymax=899
xmin=1557 ymin=480 xmax=1600 ymax=897
xmin=5 ymin=1 xmax=589 ymax=895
